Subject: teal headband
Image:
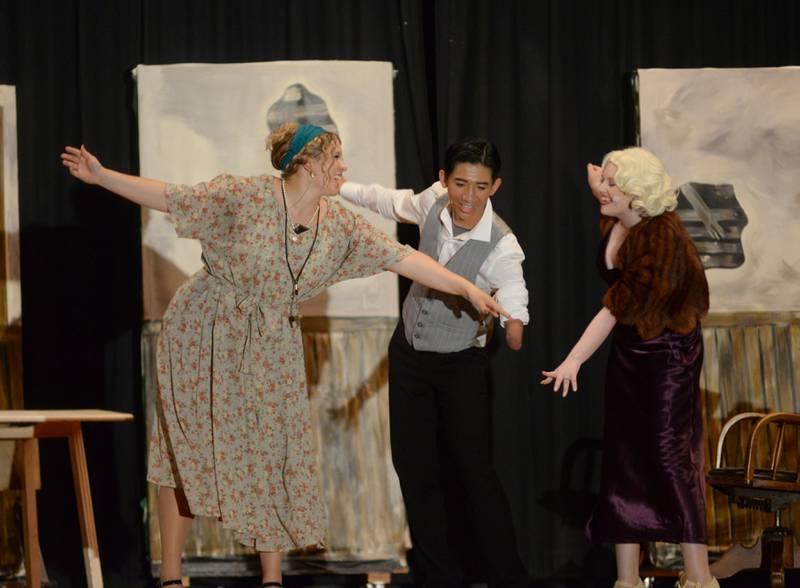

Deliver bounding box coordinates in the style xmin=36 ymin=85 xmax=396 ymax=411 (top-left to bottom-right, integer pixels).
xmin=280 ymin=124 xmax=326 ymax=171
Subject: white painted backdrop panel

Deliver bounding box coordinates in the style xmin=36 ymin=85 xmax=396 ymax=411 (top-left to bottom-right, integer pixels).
xmin=135 ymin=61 xmax=400 ymax=319
xmin=638 ymin=67 xmax=800 ymax=313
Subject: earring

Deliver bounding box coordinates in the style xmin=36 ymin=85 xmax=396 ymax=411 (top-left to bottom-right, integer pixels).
xmin=310 ymin=172 xmax=315 ymax=179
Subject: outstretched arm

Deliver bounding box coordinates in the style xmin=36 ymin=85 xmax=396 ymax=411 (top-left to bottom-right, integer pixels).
xmin=540 ymin=306 xmax=617 ymax=397
xmin=61 ymin=145 xmax=168 ymax=212
xmin=340 ymin=181 xmax=442 ymax=225
xmin=389 ymin=251 xmax=510 ymax=320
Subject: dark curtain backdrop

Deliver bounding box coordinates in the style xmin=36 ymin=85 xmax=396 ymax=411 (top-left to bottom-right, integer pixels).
xmin=0 ymin=1 xmax=798 ymax=586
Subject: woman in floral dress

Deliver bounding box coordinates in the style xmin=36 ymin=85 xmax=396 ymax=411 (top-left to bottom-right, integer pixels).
xmin=61 ymin=123 xmax=507 ymax=588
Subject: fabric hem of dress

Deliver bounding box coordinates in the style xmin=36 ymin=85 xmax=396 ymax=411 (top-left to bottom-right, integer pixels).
xmin=250 ymin=538 xmax=326 ymax=553
xmin=146 ymin=475 xmax=326 ymax=552
xmin=226 ymin=514 xmax=326 ymax=553
xmin=589 ymin=534 xmax=709 ymax=545
xmin=146 ymin=474 xmax=177 ymax=489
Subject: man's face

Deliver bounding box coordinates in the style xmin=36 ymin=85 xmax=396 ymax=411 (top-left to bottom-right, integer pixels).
xmin=439 ymin=162 xmax=501 ymax=229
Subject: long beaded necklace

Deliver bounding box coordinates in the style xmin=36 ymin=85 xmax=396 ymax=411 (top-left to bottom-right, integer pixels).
xmin=281 ymin=177 xmax=320 ymax=328
xmin=288 ymin=203 xmax=320 ymax=240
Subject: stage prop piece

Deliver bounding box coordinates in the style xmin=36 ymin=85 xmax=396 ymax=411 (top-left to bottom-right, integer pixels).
xmin=637 ymin=66 xmax=800 ymax=313
xmin=707 ymin=412 xmax=800 ymax=588
xmin=135 ymin=61 xmax=407 ymax=576
xmin=0 ymin=410 xmax=133 ymax=588
xmin=0 ymin=84 xmax=24 ymax=579
xmin=135 ymin=60 xmax=400 ymax=320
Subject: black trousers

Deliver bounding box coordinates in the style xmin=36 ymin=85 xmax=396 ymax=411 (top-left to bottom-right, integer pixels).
xmin=388 ymin=323 xmax=528 ymax=588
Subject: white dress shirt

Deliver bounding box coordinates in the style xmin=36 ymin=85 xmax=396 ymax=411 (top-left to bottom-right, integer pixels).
xmin=339 ymin=181 xmax=529 ymax=327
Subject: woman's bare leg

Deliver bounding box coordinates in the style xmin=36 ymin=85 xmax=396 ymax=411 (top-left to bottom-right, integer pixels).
xmin=614 ymin=543 xmax=641 ymax=586
xmin=680 ymin=543 xmax=714 ymax=585
xmin=259 ymin=551 xmax=283 ymax=585
xmin=158 ymin=486 xmax=194 ymax=582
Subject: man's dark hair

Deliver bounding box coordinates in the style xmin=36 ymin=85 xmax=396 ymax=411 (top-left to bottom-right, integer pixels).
xmin=442 ymin=138 xmax=502 ymax=180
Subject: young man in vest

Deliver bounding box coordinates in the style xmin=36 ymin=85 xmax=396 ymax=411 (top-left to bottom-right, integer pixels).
xmin=339 ymin=138 xmax=529 ymax=588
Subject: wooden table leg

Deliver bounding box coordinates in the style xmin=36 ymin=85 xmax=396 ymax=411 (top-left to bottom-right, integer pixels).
xmin=67 ymin=424 xmax=104 ymax=588
xmin=21 ymin=438 xmax=41 ymax=588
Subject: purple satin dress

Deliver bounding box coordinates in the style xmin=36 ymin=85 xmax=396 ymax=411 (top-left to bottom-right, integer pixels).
xmin=586 ymin=231 xmax=708 ymax=544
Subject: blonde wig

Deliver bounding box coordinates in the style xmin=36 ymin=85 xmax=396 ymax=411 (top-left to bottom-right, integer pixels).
xmin=602 ymin=147 xmax=678 ymax=217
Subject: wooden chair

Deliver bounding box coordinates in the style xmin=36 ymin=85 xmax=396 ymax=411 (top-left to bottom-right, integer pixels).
xmin=707 ymin=412 xmax=800 ymax=588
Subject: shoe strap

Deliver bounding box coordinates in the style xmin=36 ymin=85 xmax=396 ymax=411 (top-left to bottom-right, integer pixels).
xmin=159 ymin=581 xmax=183 ymax=588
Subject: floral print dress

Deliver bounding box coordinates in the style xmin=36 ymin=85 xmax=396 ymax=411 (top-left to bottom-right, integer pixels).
xmin=147 ymin=174 xmax=413 ymax=551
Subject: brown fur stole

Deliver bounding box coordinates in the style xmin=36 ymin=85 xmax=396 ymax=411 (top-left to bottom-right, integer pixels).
xmin=601 ymin=211 xmax=709 ymax=340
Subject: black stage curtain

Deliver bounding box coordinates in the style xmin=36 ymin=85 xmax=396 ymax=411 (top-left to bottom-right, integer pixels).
xmin=1 ymin=1 xmax=798 ymax=586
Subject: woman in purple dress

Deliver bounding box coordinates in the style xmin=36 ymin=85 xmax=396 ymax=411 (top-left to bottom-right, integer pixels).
xmin=541 ymin=147 xmax=716 ymax=588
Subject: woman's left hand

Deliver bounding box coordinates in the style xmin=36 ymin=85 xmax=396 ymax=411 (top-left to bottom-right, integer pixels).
xmin=466 ymin=284 xmax=510 ymax=320
xmin=587 ymin=163 xmax=606 ymax=201
xmin=541 ymin=357 xmax=581 ymax=397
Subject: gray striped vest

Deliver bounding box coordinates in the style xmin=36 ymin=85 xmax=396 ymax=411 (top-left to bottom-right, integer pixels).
xmin=402 ymin=195 xmax=511 ymax=352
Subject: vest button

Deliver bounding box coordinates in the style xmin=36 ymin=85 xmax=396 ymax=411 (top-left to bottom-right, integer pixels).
xmin=421 ymin=310 xmax=429 ymax=315
xmin=417 ymin=322 xmax=424 ymax=327
xmin=413 ymin=334 xmax=420 ymax=339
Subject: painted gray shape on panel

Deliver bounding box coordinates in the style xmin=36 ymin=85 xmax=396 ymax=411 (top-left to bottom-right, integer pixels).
xmin=267 ymin=83 xmax=338 ymax=133
xmin=676 ymin=182 xmax=748 ymax=269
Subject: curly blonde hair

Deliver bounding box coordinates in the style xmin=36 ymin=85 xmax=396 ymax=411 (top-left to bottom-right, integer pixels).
xmin=602 ymin=147 xmax=677 ymax=217
xmin=267 ymin=122 xmax=340 ymax=177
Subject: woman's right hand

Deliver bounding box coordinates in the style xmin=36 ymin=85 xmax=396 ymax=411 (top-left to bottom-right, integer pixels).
xmin=61 ymin=145 xmax=104 ymax=185
xmin=540 ymin=356 xmax=581 ymax=397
